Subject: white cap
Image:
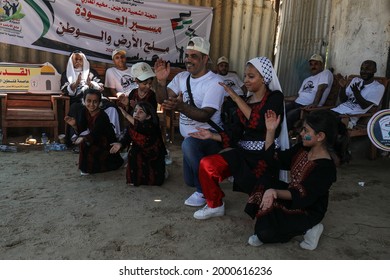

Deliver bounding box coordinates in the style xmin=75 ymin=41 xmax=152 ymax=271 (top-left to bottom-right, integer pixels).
xmin=217 ymin=56 xmax=229 ymax=65
xmin=186 ymin=37 xmax=210 ymax=55
xmin=309 ymin=54 xmax=323 ymax=63
xmin=112 ymin=49 xmax=126 ymax=59
xmin=131 ymin=62 xmax=156 ymax=81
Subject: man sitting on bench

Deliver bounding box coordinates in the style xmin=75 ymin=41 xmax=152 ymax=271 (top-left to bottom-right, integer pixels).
xmin=331 ymin=60 xmax=385 ymax=128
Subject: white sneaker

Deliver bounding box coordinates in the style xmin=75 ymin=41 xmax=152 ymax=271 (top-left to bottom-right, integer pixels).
xmin=184 ymin=191 xmax=206 ymax=207
xmin=80 ymin=171 xmax=90 ymax=176
xmin=248 ymin=234 xmax=263 ymax=247
xmin=300 ymin=223 xmax=324 ymax=250
xmin=193 ymin=203 xmax=225 ymax=220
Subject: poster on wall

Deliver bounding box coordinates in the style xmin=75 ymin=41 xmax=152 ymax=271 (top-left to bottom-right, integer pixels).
xmin=0 ymin=62 xmax=61 ymax=92
xmin=0 ymin=0 xmax=213 ymax=65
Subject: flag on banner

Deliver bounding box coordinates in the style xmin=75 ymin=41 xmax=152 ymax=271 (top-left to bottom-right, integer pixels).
xmin=0 ymin=0 xmax=213 ymax=64
xmin=171 ymin=18 xmax=184 ymax=30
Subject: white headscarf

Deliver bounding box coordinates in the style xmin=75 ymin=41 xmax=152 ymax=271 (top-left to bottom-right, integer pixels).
xmin=247 ymin=56 xmax=290 ymax=183
xmin=66 ymin=52 xmax=90 ymax=84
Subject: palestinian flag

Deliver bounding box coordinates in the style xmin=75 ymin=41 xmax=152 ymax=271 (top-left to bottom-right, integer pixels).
xmin=171 ymin=18 xmax=184 ymax=30
xmin=179 ymin=11 xmax=192 ymax=24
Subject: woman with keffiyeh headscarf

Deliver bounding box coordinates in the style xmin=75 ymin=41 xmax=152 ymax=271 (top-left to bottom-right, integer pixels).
xmin=188 ymin=57 xmax=289 ymax=220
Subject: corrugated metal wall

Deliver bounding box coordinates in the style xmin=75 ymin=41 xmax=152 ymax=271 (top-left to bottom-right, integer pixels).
xmin=274 ymin=0 xmax=332 ymax=97
xmin=0 ymin=0 xmax=279 ymax=80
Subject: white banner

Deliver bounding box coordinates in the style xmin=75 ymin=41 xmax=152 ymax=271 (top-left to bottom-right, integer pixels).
xmin=0 ymin=0 xmax=213 ymax=65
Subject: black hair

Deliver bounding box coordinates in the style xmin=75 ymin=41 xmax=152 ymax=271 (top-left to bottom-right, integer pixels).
xmin=305 ymin=110 xmax=350 ymax=164
xmin=135 ymin=101 xmax=159 ymax=126
xmin=82 ymin=88 xmax=102 ymax=104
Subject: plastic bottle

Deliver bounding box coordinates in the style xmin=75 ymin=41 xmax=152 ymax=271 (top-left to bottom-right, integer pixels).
xmin=41 ymin=133 xmax=48 ymax=145
xmin=44 ymin=142 xmax=67 ymax=152
xmin=0 ymin=145 xmax=17 ymax=152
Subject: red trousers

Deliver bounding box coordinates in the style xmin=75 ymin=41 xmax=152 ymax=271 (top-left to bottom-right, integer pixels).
xmin=199 ymin=154 xmax=232 ymax=208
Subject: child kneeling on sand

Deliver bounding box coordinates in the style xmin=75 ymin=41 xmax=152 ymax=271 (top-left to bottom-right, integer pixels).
xmin=245 ymin=109 xmax=349 ymax=250
xmin=110 ymin=101 xmax=167 ymax=186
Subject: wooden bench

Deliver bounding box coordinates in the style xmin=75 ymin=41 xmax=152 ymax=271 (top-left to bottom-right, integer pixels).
xmin=0 ymin=92 xmax=69 ymax=144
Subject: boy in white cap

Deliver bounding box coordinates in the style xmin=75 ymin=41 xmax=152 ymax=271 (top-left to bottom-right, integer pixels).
xmin=285 ymin=53 xmax=333 ymax=130
xmin=216 ymin=56 xmax=247 ymax=97
xmin=154 ymin=37 xmax=225 ymax=207
xmin=118 ymin=62 xmax=158 ymax=113
xmin=105 ymin=49 xmax=137 ymax=97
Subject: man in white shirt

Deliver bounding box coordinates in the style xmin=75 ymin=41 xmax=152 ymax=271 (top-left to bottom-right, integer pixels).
xmin=216 ymin=56 xmax=247 ymax=97
xmin=285 ymin=54 xmax=333 ymax=130
xmin=332 ymin=60 xmax=385 ymax=127
xmin=154 ymin=37 xmax=225 ymax=207
xmin=105 ymin=49 xmax=137 ymax=97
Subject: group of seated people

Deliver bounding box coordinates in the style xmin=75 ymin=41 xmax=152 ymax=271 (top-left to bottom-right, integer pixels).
xmin=285 ymin=54 xmax=385 ymax=133
xmin=58 ymin=36 xmax=385 ymax=251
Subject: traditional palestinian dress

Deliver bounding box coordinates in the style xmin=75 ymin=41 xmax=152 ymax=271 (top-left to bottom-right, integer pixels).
xmin=245 ymin=142 xmax=336 ymax=243
xmin=120 ymin=118 xmax=166 ymax=186
xmin=77 ymin=107 xmax=123 ymax=174
xmin=198 ymin=57 xmax=289 ymax=208
xmin=219 ymin=90 xmax=285 ymax=193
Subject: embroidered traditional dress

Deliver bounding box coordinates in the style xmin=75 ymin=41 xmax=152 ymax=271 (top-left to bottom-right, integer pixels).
xmin=245 ymin=142 xmax=336 ymax=243
xmin=77 ymin=107 xmax=123 ymax=174
xmin=121 ymin=119 xmax=166 ymax=186
xmin=218 ymin=90 xmax=285 ymax=194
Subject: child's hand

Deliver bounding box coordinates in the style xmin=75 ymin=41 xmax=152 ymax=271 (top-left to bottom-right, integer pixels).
xmin=64 ymin=116 xmax=76 ymax=127
xmin=74 ymin=137 xmax=84 ymax=145
xmin=129 ymin=99 xmax=136 ymax=108
xmin=260 ymin=189 xmax=277 ymax=210
xmin=110 ymin=142 xmax=122 ymax=154
xmin=118 ymin=94 xmax=128 ymax=106
xmin=219 ymin=81 xmax=239 ymax=101
xmin=265 ymin=110 xmax=280 ymax=131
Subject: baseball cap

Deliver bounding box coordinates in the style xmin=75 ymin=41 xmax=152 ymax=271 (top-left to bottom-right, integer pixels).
xmin=131 ymin=62 xmax=156 ymax=81
xmin=112 ymin=49 xmax=126 ymax=59
xmin=186 ymin=37 xmax=210 ymax=55
xmin=217 ymin=56 xmax=229 ymax=65
xmin=309 ymin=54 xmax=323 ymax=63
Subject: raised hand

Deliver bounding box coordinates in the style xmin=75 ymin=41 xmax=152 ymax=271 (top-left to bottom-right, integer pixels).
xmin=265 ymin=110 xmax=280 ymax=131
xmin=154 ymin=58 xmax=170 ymax=83
xmin=219 ymin=82 xmax=239 ymax=101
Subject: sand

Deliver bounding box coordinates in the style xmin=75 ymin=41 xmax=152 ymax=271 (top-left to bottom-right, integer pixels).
xmin=0 ymin=137 xmax=390 ymax=260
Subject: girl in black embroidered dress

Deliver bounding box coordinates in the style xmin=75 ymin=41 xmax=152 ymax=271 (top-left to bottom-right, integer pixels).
xmin=64 ymin=89 xmax=123 ymax=175
xmin=245 ymin=109 xmax=348 ymax=250
xmin=188 ymin=57 xmax=289 ymax=220
xmin=110 ymin=101 xmax=166 ymax=186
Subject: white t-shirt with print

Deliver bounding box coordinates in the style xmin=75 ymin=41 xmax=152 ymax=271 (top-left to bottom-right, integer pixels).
xmin=105 ymin=67 xmax=137 ymax=96
xmin=295 ymin=69 xmax=333 ymax=106
xmin=218 ymin=72 xmax=245 ymax=96
xmin=332 ymin=77 xmax=385 ymax=115
xmin=168 ymin=71 xmax=225 ymax=137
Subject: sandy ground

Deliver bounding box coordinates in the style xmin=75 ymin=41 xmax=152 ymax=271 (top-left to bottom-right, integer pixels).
xmin=0 ymin=135 xmax=390 ymax=260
